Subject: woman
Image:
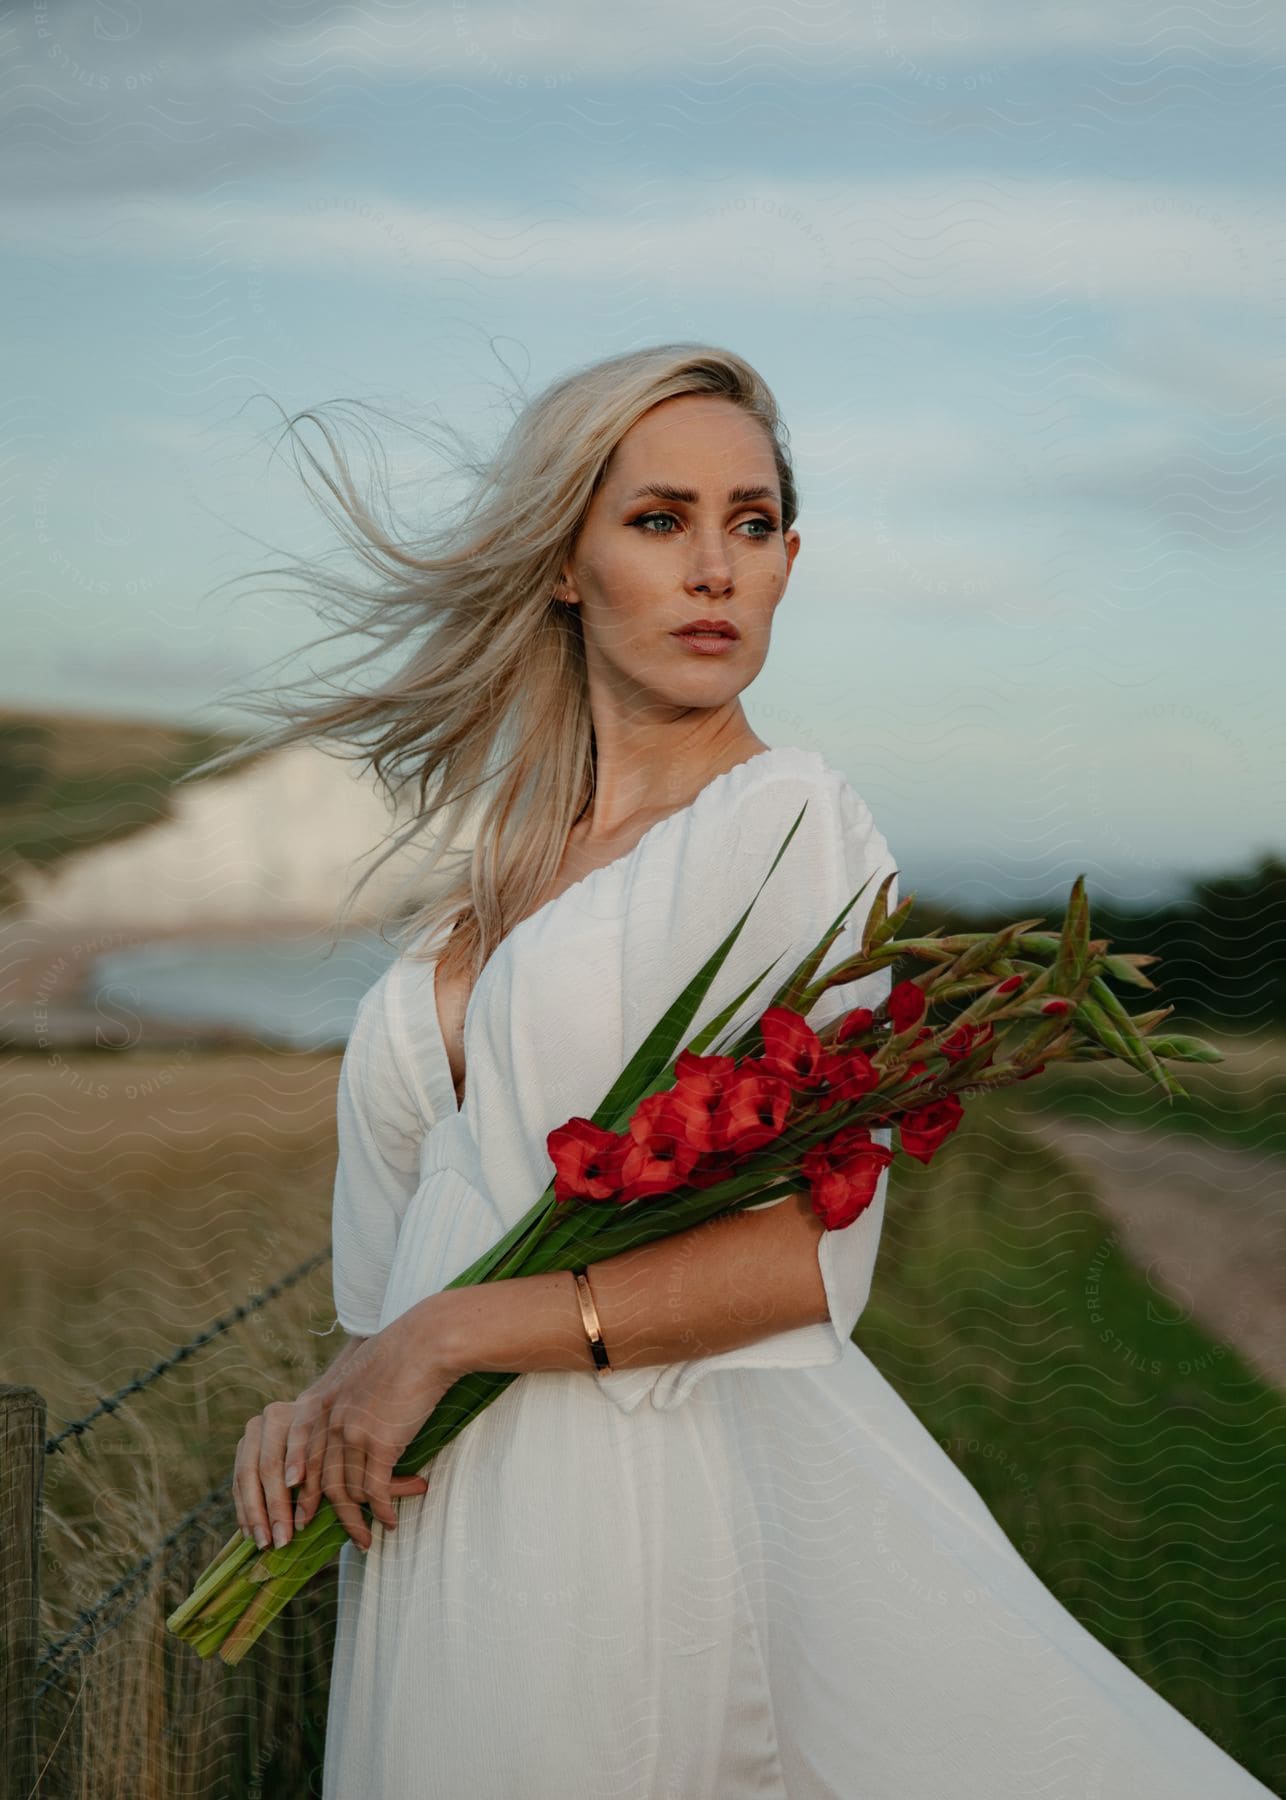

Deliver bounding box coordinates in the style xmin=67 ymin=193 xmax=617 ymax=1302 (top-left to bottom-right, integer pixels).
xmin=229 ymin=346 xmax=1272 ymax=1797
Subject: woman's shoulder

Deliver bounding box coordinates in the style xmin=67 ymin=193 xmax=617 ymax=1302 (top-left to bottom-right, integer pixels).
xmin=703 ymin=747 xmax=895 ymax=926
xmin=713 ymin=743 xmax=882 ymax=840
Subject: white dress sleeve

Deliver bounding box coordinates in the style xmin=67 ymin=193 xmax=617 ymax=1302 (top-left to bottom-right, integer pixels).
xmin=331 ymin=962 xmax=433 ymax=1337
xmin=593 ymin=754 xmax=898 ymax=1414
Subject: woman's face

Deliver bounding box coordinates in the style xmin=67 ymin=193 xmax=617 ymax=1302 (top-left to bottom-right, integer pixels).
xmin=556 ymin=393 xmax=800 ymax=715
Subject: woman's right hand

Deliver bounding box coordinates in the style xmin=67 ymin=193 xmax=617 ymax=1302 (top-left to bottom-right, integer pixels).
xmin=233 ymin=1384 xmax=429 ymax=1552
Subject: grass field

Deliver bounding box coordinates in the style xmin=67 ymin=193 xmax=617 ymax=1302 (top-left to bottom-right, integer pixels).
xmin=2 ymin=1043 xmax=1282 ymax=1797
xmin=2 ymin=1044 xmax=341 ymax=1799
xmin=1007 ymin=1023 xmax=1286 ymax=1159
xmin=862 ymin=1091 xmax=1285 ymax=1794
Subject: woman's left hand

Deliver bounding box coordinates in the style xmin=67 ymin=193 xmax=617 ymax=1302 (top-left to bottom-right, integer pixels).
xmin=294 ymin=1299 xmax=460 ymax=1552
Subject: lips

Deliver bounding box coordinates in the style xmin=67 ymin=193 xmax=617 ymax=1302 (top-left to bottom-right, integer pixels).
xmin=672 ymin=620 xmax=740 ymax=639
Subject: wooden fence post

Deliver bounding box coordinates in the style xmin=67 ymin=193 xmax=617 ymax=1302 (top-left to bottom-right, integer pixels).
xmin=1 ymin=1385 xmax=45 ymax=1800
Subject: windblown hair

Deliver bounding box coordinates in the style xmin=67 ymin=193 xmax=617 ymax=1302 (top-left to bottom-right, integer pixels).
xmin=187 ymin=343 xmax=799 ymax=987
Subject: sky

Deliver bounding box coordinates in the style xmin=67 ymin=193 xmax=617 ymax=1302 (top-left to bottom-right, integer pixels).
xmin=4 ymin=0 xmax=1283 ymax=907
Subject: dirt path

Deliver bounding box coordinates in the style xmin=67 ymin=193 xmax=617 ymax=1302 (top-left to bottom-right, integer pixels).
xmin=1019 ymin=1113 xmax=1286 ymax=1392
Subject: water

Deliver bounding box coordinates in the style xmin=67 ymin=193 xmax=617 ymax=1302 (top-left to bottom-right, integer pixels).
xmin=86 ymin=930 xmax=403 ymax=1050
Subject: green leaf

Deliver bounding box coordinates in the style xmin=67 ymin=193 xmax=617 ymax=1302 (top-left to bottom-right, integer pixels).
xmin=722 ymin=864 xmax=888 ymax=1058
xmin=588 ymin=799 xmax=813 ymax=1126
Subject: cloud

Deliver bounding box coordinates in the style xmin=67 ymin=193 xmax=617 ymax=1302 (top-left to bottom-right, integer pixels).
xmin=8 ymin=0 xmax=323 ymax=201
xmin=1093 ymin=332 xmax=1286 ymax=415
xmin=1 ymin=175 xmax=1277 ymax=318
xmin=211 ymin=1 xmax=1275 ymax=82
xmin=18 ymin=0 xmax=1212 ymax=94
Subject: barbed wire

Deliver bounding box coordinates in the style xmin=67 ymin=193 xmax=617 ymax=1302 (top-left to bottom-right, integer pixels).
xmin=34 ymin=1478 xmax=236 ymax=1702
xmin=44 ymin=1246 xmax=333 ymax=1458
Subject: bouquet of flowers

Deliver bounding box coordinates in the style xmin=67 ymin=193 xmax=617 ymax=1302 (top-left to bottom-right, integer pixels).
xmin=168 ymin=803 xmax=1219 ymax=1663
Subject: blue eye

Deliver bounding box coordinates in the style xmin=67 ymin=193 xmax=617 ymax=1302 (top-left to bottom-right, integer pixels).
xmin=631 ymin=512 xmax=777 ymax=538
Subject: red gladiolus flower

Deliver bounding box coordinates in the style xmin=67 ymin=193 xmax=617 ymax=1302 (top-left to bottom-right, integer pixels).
xmin=995 ymin=975 xmax=1024 ymax=995
xmin=836 ymin=1006 xmax=874 ymax=1043
xmin=802 ymin=1125 xmax=894 ymax=1229
xmin=712 ymin=1062 xmax=795 ymax=1154
xmin=757 ymin=1005 xmax=825 ymax=1088
xmin=939 ymin=1020 xmax=995 ymax=1063
xmin=616 ymin=1089 xmax=704 ymax=1201
xmin=898 ymin=1095 xmax=965 ymax=1165
xmin=663 ymin=1047 xmax=739 ymax=1152
xmin=547 ymin=1117 xmax=627 ymax=1206
xmin=815 ymin=1045 xmax=881 ymax=1112
xmin=887 ymin=981 xmax=927 ymax=1033
xmin=1041 ymin=999 xmax=1072 ymax=1016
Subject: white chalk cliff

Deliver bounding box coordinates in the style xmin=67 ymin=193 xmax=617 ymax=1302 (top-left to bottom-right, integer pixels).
xmin=11 ymin=741 xmax=452 ymax=936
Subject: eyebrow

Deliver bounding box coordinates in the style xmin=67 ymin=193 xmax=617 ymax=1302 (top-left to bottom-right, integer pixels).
xmin=626 ymin=482 xmax=779 ymax=507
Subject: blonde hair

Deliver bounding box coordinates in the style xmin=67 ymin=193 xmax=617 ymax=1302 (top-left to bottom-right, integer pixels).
xmin=188 ymin=343 xmax=799 ymax=986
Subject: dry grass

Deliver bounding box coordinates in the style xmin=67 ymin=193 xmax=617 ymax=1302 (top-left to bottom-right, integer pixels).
xmin=1 ymin=1044 xmax=345 ymax=1800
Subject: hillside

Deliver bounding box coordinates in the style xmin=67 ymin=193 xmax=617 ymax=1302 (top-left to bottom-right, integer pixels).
xmin=0 ymin=707 xmax=437 ymax=937
xmin=0 ymin=709 xmax=256 ymax=909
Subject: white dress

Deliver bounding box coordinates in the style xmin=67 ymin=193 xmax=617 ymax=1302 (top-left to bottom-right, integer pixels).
xmin=321 ymin=744 xmax=1272 ymax=1800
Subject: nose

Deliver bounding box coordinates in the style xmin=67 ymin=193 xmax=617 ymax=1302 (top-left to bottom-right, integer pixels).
xmin=684 ymin=540 xmax=734 ymax=599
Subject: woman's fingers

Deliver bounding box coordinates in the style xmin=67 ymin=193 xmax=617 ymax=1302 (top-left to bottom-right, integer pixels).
xmin=389 ymin=1473 xmax=430 ymax=1500
xmin=234 ymin=1398 xmax=421 ymax=1552
xmin=282 ymin=1406 xmax=316 ymax=1495
xmin=232 ymin=1427 xmax=250 ymax=1538
xmin=233 ymin=1416 xmax=272 ymax=1549
xmin=232 ymin=1430 xmax=246 ymax=1537
xmin=257 ymin=1402 xmax=295 ymax=1548
xmin=294 ymin=1414 xmax=327 ymax=1531
xmin=362 ymin=1452 xmax=398 ymax=1534
xmin=295 ymin=1422 xmax=426 ymax=1534
xmin=343 ymin=1437 xmax=374 ymax=1540
xmin=323 ymin=1426 xmax=371 ymax=1551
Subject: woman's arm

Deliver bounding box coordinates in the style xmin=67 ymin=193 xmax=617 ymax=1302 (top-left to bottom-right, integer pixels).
xmin=418 ymin=1193 xmax=830 ymax=1381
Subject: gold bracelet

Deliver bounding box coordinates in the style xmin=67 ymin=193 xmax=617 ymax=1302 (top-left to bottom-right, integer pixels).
xmin=571 ymin=1266 xmax=611 ymax=1375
